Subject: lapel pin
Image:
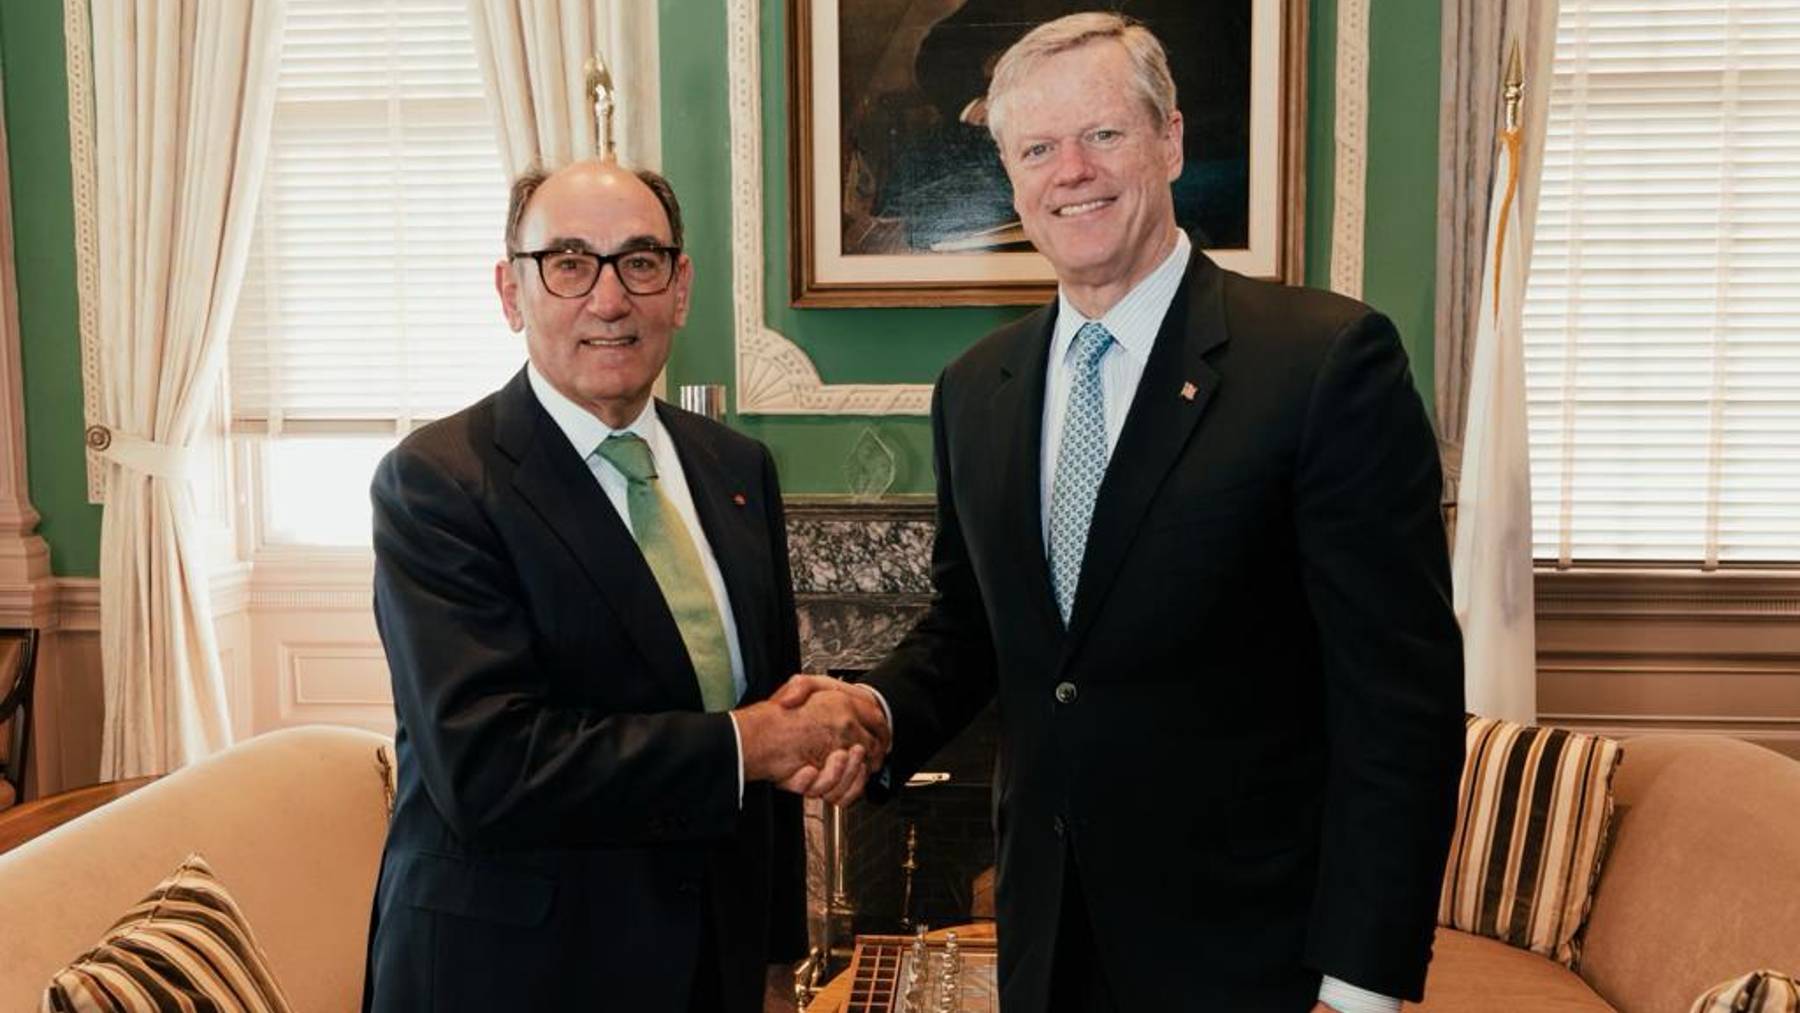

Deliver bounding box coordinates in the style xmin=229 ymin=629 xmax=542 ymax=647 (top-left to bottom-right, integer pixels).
xmin=1180 ymin=381 xmax=1198 ymax=402
xmin=731 ymin=493 xmax=747 ymax=507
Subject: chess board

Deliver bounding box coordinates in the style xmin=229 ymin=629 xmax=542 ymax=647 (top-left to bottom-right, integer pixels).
xmin=842 ymin=932 xmax=999 ymax=1012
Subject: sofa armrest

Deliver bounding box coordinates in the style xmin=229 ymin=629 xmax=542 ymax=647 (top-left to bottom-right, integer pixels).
xmin=1578 ymin=734 xmax=1800 ymax=1011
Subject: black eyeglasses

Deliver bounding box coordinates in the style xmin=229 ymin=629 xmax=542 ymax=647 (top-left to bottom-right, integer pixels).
xmin=508 ymin=244 xmax=681 ymax=298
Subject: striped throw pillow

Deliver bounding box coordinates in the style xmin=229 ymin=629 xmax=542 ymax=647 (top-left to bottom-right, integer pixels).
xmin=1438 ymin=715 xmax=1624 ymax=968
xmin=1691 ymin=971 xmax=1800 ymax=1013
xmin=41 ymin=853 xmax=294 ymax=1013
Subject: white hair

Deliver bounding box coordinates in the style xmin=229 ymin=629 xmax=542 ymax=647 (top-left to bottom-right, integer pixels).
xmin=985 ymin=12 xmax=1178 ymax=149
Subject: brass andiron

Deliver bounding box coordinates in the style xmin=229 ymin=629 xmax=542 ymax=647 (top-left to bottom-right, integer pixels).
xmin=899 ymin=821 xmax=920 ymax=930
xmin=792 ymin=946 xmax=824 ymax=1007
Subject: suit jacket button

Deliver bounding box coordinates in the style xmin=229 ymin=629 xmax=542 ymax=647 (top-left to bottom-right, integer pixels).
xmin=1054 ymin=681 xmax=1078 ymax=704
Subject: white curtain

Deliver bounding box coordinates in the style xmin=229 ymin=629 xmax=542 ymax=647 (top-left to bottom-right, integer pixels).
xmin=91 ymin=1 xmax=284 ymax=777
xmin=468 ymin=0 xmax=662 ymax=176
xmin=1436 ymin=0 xmax=1559 ymax=725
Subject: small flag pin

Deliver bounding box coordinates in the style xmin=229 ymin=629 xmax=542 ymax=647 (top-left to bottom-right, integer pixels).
xmin=1180 ymin=381 xmax=1198 ymax=401
xmin=731 ymin=493 xmax=747 ymax=507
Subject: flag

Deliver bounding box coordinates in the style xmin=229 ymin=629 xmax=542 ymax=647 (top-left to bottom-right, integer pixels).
xmin=1453 ymin=116 xmax=1538 ymax=724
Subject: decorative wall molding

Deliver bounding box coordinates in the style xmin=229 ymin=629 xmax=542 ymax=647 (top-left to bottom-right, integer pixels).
xmin=1536 ymin=568 xmax=1800 ymax=621
xmin=245 ymin=554 xmax=375 ymax=611
xmin=724 ymin=0 xmax=931 ymax=416
xmin=248 ymin=587 xmax=376 ymax=611
xmin=0 ymin=580 xmax=58 ymax=630
xmin=61 ymin=0 xmax=105 ymax=503
xmin=1328 ymin=0 xmax=1370 ymax=298
xmin=277 ymin=642 xmax=392 ymax=708
xmin=52 ymin=577 xmax=100 ymax=632
xmin=1535 ymin=567 xmax=1800 ymax=760
xmin=210 ymin=563 xmax=252 ymax=616
xmin=0 ymin=66 xmax=54 ymax=625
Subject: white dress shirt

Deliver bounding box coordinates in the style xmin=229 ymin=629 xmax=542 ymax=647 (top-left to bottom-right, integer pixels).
xmin=1039 ymin=231 xmax=1191 ymax=548
xmin=526 ymin=364 xmax=750 ymax=802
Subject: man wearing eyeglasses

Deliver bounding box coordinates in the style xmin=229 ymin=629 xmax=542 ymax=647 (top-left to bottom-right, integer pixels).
xmin=363 ymin=160 xmax=885 ymax=1012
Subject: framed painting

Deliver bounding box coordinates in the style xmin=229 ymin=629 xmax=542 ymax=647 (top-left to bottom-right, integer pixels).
xmin=789 ymin=0 xmax=1308 ymax=307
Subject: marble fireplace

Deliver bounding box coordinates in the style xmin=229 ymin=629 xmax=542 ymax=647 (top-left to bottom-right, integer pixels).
xmin=786 ymin=497 xmax=999 ymax=976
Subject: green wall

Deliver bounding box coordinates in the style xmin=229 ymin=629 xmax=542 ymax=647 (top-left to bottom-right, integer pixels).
xmin=0 ymin=0 xmax=1439 ymax=570
xmin=0 ymin=2 xmax=102 ymax=577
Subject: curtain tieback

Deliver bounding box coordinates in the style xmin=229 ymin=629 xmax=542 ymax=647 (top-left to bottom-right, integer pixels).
xmin=87 ymin=425 xmax=193 ymax=481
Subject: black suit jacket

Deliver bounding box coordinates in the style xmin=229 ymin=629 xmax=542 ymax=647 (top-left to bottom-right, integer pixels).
xmin=864 ymin=248 xmax=1465 ymax=1011
xmin=363 ymin=369 xmax=807 ymax=1012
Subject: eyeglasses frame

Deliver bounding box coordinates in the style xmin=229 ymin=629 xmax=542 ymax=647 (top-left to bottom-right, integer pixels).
xmin=506 ymin=243 xmax=683 ymax=298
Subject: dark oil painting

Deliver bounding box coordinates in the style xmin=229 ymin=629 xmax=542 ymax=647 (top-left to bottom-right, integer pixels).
xmin=835 ymin=0 xmax=1253 ymax=257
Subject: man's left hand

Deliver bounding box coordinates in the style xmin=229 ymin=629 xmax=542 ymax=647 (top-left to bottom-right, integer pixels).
xmin=1311 ymin=1004 xmax=1341 ymax=1012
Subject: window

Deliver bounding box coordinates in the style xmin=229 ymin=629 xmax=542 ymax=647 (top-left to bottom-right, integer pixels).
xmin=1523 ymin=0 xmax=1800 ymax=566
xmin=230 ymin=0 xmax=517 ymax=547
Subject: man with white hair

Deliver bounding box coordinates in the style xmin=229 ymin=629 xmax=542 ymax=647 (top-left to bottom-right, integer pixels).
xmin=835 ymin=12 xmax=1464 ymax=1012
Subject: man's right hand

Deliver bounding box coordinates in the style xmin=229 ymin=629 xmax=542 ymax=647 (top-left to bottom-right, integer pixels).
xmin=735 ymin=677 xmax=889 ymax=805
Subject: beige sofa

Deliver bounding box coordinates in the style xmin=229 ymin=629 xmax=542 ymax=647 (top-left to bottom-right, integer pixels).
xmin=1413 ymin=734 xmax=1800 ymax=1012
xmin=1 ymin=727 xmax=1793 ymax=1012
xmin=0 ymin=725 xmax=392 ymax=1012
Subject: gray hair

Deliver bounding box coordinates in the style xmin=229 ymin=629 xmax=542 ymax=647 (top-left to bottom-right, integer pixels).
xmin=503 ymin=162 xmax=685 ymax=251
xmin=985 ymin=12 xmax=1178 ymax=150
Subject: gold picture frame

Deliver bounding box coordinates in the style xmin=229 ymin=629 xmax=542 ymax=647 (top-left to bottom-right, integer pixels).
xmin=789 ymin=0 xmax=1309 ymax=308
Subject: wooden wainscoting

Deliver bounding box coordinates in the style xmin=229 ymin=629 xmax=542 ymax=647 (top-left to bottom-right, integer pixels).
xmin=1535 ymin=569 xmax=1800 ymax=760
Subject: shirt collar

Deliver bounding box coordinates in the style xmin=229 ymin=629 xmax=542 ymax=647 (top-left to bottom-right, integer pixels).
xmin=1051 ymin=230 xmax=1192 ymax=368
xmin=526 ymin=362 xmax=661 ymax=461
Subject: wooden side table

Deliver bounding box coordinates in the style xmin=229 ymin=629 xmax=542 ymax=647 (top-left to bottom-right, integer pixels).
xmin=0 ymin=776 xmax=158 ymax=856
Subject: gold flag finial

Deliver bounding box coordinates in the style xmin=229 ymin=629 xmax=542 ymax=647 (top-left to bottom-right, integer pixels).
xmin=584 ymin=55 xmax=616 ymax=161
xmin=1503 ymin=40 xmax=1524 ymax=133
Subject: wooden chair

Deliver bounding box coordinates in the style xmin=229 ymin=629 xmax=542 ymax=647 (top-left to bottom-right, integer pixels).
xmin=0 ymin=628 xmax=41 ymax=809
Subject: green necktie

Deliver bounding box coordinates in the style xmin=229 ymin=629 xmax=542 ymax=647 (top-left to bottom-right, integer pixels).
xmin=594 ymin=433 xmax=737 ymax=712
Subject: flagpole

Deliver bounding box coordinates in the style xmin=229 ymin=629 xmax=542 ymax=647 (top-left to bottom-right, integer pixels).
xmin=1454 ymin=38 xmax=1539 ymax=725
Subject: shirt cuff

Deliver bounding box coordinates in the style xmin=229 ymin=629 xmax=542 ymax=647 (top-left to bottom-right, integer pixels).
xmin=855 ymin=683 xmax=894 ymax=736
xmin=726 ymin=711 xmax=745 ymax=808
xmin=1318 ymin=975 xmax=1402 ymax=1013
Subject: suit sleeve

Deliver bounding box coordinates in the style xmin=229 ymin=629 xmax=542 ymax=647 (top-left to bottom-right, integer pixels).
xmin=758 ymin=445 xmax=811 ymax=963
xmin=371 ymin=444 xmax=740 ymax=851
xmin=861 ymin=375 xmax=1000 ymax=791
xmin=1292 ymin=312 xmax=1466 ymax=1000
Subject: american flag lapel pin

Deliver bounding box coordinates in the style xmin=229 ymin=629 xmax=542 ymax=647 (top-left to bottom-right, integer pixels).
xmin=731 ymin=493 xmax=747 ymax=507
xmin=1180 ymin=381 xmax=1198 ymax=402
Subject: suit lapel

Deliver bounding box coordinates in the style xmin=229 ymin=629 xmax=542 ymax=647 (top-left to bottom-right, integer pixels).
xmin=658 ymin=404 xmax=773 ymax=701
xmin=494 ymin=372 xmax=702 ymax=709
xmin=992 ymin=306 xmax=1065 ymax=637
xmin=1064 ymin=252 xmax=1230 ymax=649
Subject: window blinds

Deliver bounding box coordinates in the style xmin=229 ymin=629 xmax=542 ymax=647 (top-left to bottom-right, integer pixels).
xmin=1524 ymin=0 xmax=1800 ymax=565
xmin=229 ymin=0 xmax=518 ymax=434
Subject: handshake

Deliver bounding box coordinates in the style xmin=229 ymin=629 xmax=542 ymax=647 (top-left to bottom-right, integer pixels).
xmin=735 ymin=674 xmax=891 ymax=807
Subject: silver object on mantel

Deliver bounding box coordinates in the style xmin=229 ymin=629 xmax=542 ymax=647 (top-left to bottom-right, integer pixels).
xmin=583 ymin=54 xmax=616 ymax=161
xmin=678 ymin=383 xmax=727 ymax=422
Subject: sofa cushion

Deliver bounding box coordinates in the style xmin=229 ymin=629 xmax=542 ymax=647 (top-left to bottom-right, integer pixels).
xmin=1407 ymin=928 xmax=1613 ymax=1011
xmin=41 ymin=853 xmax=294 ymax=1013
xmin=1438 ymin=715 xmax=1624 ymax=968
xmin=1691 ymin=971 xmax=1799 ymax=1013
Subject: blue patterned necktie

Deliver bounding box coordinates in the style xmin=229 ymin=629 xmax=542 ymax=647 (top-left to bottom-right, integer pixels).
xmin=1048 ymin=322 xmax=1115 ymax=625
